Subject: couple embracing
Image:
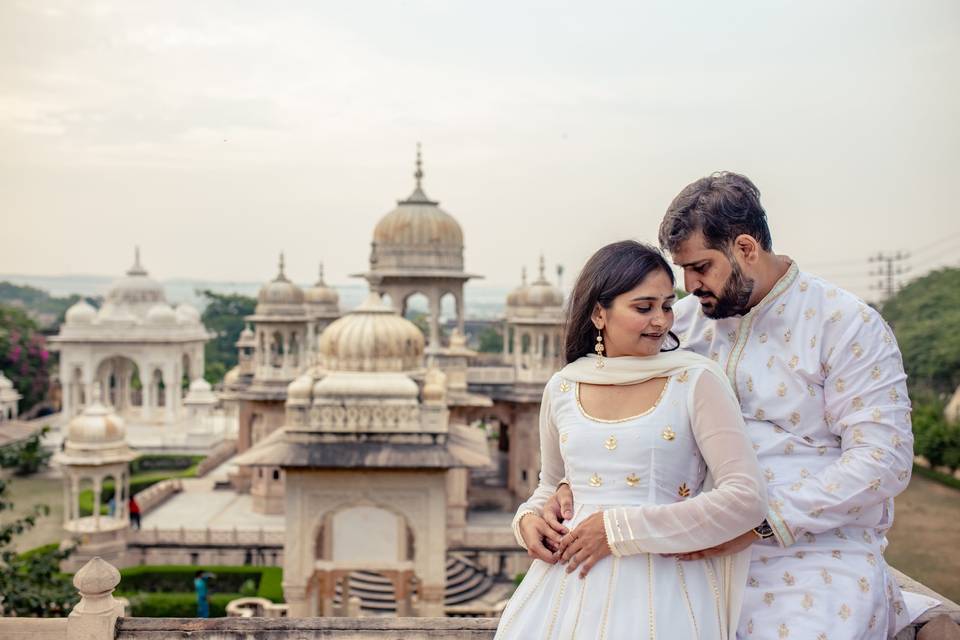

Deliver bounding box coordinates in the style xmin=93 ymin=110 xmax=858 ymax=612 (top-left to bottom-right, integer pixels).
xmin=495 ymin=172 xmax=931 ymax=639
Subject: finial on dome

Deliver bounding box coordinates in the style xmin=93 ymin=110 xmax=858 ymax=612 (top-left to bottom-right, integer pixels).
xmin=317 ymin=262 xmax=325 ymax=285
xmin=414 ymin=142 xmax=423 ymax=189
xmin=127 ymin=246 xmax=147 ymax=276
xmin=538 ymin=254 xmax=546 ymax=281
xmin=521 ymin=266 xmax=528 ymax=286
xmin=277 ymin=252 xmax=288 ymax=281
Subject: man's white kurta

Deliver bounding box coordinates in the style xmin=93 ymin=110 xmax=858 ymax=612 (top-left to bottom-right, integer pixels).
xmin=673 ymin=262 xmax=915 ymax=639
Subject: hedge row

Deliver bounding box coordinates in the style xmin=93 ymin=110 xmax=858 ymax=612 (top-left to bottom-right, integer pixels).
xmin=122 ymin=592 xmax=241 ymax=617
xmin=119 ymin=565 xmax=277 ymax=596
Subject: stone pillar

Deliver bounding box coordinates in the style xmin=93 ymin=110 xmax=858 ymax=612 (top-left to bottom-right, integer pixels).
xmin=93 ymin=477 xmax=102 ymax=530
xmin=456 ymin=293 xmax=465 ymax=335
xmin=71 ymin=476 xmax=80 ymax=522
xmin=163 ymin=365 xmax=174 ymax=423
xmin=417 ymin=583 xmax=445 ymax=617
xmin=428 ymin=295 xmax=441 ymax=350
xmin=63 ymin=475 xmax=72 ymax=526
xmin=67 ymin=557 xmax=124 ymax=640
xmin=501 ymin=322 xmax=509 ymax=360
xmin=511 ymin=327 xmax=519 ymax=369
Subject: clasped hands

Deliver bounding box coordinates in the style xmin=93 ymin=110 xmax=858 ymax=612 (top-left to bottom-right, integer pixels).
xmin=519 ymin=484 xmax=755 ymax=577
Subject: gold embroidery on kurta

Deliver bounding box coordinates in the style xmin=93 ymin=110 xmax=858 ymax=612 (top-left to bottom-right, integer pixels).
xmin=832 ymin=550 xmax=842 ymax=560
xmin=560 ymin=433 xmax=568 ymax=444
xmin=790 ymin=412 xmax=801 ymax=426
xmin=807 ymin=384 xmax=816 ymax=397
xmin=817 ymin=446 xmax=827 ymax=456
xmin=835 ymin=378 xmax=846 ymax=392
xmin=871 ymin=408 xmax=882 ymax=421
xmin=839 ymin=604 xmax=852 ymax=620
xmin=830 ymin=310 xmax=843 ymax=323
xmin=588 ymin=473 xmax=602 ymax=487
xmin=746 ymin=376 xmax=754 ymax=392
xmin=869 ymin=479 xmax=881 ymax=491
xmin=778 ymin=382 xmax=787 ymax=397
xmin=820 ymin=568 xmax=832 ymax=584
xmin=889 ymin=387 xmax=900 ymax=402
xmin=788 ymin=355 xmax=799 ymax=369
xmin=776 ymin=303 xmax=786 ymax=316
xmin=662 ymin=426 xmax=676 ymax=441
xmin=767 ymin=356 xmax=775 ymax=368
xmin=727 ymin=330 xmax=737 ymax=341
xmin=871 ymin=366 xmax=882 ymax=379
xmin=782 ymin=571 xmax=796 ymax=586
xmin=604 ymin=436 xmax=617 ymax=450
xmin=704 ymin=328 xmax=714 ymax=341
xmin=625 ymin=473 xmax=640 ymax=487
xmin=810 ymin=336 xmax=817 ymax=348
xmin=784 ymin=329 xmax=792 ymax=343
xmin=676 ymin=369 xmax=689 ymax=383
xmin=748 ymin=576 xmax=759 ymax=587
xmin=852 ymin=396 xmax=864 ymax=410
xmin=559 ymin=380 xmax=570 ymax=393
xmin=755 ymin=408 xmax=766 ymax=420
xmin=763 ymin=592 xmax=775 ymax=606
xmin=800 ymin=281 xmax=809 ymax=292
xmin=802 ymin=593 xmax=814 ymax=611
xmin=759 ymin=333 xmax=768 ymax=343
xmin=764 ymin=468 xmax=775 ymax=482
xmin=805 ymin=308 xmax=816 ymax=319
xmin=851 ymin=342 xmax=864 ymax=358
xmin=778 ymin=623 xmax=789 ymax=639
xmin=677 ymin=482 xmax=691 ymax=498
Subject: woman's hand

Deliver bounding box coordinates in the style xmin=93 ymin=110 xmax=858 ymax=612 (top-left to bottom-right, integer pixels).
xmin=519 ymin=513 xmax=563 ymax=563
xmin=555 ymin=512 xmax=611 ymax=577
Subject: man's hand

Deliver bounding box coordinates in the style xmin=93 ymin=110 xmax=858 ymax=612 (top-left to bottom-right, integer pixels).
xmin=519 ymin=513 xmax=563 ymax=563
xmin=554 ymin=512 xmax=611 ymax=578
xmin=543 ymin=483 xmax=575 ymax=536
xmin=675 ymin=530 xmax=757 ymax=561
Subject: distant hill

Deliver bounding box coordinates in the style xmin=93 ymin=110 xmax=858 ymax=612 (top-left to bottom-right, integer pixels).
xmin=0 ymin=282 xmax=97 ymax=331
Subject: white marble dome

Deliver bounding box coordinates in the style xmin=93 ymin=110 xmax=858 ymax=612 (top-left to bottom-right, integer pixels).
xmin=256 ymin=255 xmax=305 ymax=316
xmin=66 ymin=399 xmax=125 ymax=448
xmin=370 ymin=151 xmax=464 ymax=273
xmin=508 ymin=257 xmax=564 ymax=309
xmin=287 ymin=373 xmax=314 ymax=401
xmin=99 ymin=248 xmax=166 ymax=319
xmin=0 ymin=371 xmax=13 ymax=390
xmin=175 ymin=303 xmax=201 ymax=325
xmin=318 ymin=292 xmax=424 ymax=372
xmin=304 ymin=264 xmax=340 ymax=313
xmin=65 ymin=300 xmax=97 ymax=325
xmin=146 ymin=303 xmax=177 ymax=325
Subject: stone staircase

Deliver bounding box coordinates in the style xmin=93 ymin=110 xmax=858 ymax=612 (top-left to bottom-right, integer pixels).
xmin=331 ymin=554 xmax=496 ymax=613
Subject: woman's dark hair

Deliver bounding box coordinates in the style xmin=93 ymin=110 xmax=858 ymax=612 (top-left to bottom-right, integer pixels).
xmin=658 ymin=171 xmax=772 ymax=254
xmin=563 ymin=240 xmax=677 ymax=363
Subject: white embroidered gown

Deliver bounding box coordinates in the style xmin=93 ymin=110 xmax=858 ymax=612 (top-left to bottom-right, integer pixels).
xmin=496 ymin=368 xmax=766 ymax=640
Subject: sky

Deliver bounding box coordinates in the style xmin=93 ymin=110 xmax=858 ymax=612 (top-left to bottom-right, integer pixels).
xmin=1 ymin=0 xmax=958 ymax=302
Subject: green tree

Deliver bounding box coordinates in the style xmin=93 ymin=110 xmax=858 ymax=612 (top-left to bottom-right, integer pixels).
xmin=198 ymin=290 xmax=256 ymax=384
xmin=0 ymin=304 xmax=50 ymax=412
xmin=0 ymin=427 xmax=53 ymax=476
xmin=880 ymin=268 xmax=960 ymax=394
xmin=477 ymin=326 xmax=504 ymax=353
xmin=0 ymin=478 xmax=76 ymax=616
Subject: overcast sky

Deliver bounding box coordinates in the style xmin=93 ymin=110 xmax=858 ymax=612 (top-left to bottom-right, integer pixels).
xmin=2 ymin=0 xmax=958 ymax=301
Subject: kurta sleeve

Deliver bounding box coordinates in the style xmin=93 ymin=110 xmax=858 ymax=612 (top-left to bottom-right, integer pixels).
xmin=603 ymin=370 xmax=767 ymax=555
xmin=511 ymin=380 xmax=566 ymax=549
xmin=764 ymin=309 xmax=914 ymax=547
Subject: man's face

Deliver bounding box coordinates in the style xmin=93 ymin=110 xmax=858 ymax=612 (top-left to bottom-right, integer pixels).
xmin=671 ymin=231 xmax=755 ymax=319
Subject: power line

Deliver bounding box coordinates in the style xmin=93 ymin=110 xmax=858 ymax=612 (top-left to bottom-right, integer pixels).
xmin=868 ymin=252 xmax=910 ymax=302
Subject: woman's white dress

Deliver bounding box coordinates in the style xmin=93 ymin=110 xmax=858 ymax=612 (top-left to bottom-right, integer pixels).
xmin=496 ymin=368 xmax=766 ymax=640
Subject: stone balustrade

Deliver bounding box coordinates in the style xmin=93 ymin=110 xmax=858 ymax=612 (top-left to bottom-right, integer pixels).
xmin=132 ymin=479 xmax=182 ymax=515
xmin=128 ymin=526 xmax=285 ymax=546
xmin=196 ymin=440 xmax=238 ymax=477
xmin=0 ymin=557 xmax=958 ymax=640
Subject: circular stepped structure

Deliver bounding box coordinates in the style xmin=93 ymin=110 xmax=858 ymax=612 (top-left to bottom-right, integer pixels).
xmin=331 ymin=554 xmax=495 ymax=613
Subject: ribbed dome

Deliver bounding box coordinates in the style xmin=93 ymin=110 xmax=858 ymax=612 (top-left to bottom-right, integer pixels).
xmin=175 ymin=303 xmax=201 ymax=324
xmin=318 ymin=292 xmax=424 ymax=372
xmin=369 ymin=149 xmax=465 ymax=272
xmin=65 ymin=300 xmax=97 ymax=325
xmin=65 ymin=397 xmax=126 ymax=447
xmin=304 ymin=263 xmax=340 ymax=313
xmin=256 ymin=254 xmax=306 ymax=316
xmin=508 ymin=257 xmax=564 ymax=309
xmin=100 ymin=248 xmax=166 ymax=318
xmin=236 ymin=323 xmax=256 ymax=348
xmin=146 ymin=304 xmax=177 ymax=325
xmin=0 ymin=371 xmax=13 ymax=390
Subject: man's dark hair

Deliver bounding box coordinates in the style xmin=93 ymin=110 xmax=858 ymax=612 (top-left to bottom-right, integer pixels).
xmin=658 ymin=172 xmax=772 ymax=254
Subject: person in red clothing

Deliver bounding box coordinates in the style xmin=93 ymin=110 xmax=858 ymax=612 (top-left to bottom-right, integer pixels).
xmin=128 ymin=496 xmax=141 ymax=530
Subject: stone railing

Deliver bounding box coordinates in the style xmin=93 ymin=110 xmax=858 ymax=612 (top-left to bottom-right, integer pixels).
xmin=196 ymin=439 xmax=238 ymax=477
xmin=132 ymin=479 xmax=182 ymax=515
xmin=225 ymin=597 xmax=290 ymax=618
xmin=0 ymin=558 xmax=958 ymax=640
xmin=128 ymin=526 xmax=285 ymax=546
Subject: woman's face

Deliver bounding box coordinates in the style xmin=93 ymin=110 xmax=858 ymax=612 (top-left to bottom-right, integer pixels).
xmin=592 ymin=269 xmax=676 ymax=357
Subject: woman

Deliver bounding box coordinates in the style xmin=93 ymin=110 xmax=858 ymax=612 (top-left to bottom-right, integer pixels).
xmin=495 ymin=241 xmax=766 ymax=640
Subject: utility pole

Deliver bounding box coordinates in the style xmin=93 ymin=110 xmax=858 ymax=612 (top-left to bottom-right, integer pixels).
xmin=869 ymin=251 xmax=910 ymax=303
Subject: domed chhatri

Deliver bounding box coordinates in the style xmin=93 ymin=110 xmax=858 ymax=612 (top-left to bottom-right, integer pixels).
xmin=65 ymin=299 xmax=97 ymax=325
xmin=370 ymin=144 xmax=464 ymax=273
xmin=62 ymin=391 xmax=132 ymax=458
xmin=256 ymin=253 xmax=306 ymax=316
xmin=304 ymin=262 xmax=340 ymax=316
xmin=318 ymin=292 xmax=424 ymax=373
xmin=508 ymin=255 xmax=564 ymax=310
xmin=98 ymin=247 xmax=167 ymax=319
xmin=355 ymin=146 xmax=479 ymax=351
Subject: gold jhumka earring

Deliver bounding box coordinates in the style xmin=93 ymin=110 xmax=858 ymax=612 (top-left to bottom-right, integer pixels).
xmin=595 ymin=330 xmax=605 ymax=368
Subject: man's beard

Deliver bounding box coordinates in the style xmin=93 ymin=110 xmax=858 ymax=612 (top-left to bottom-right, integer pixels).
xmin=696 ymin=260 xmax=755 ymax=319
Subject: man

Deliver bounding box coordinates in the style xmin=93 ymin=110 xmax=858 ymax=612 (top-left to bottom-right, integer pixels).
xmin=543 ymin=172 xmax=916 ymax=638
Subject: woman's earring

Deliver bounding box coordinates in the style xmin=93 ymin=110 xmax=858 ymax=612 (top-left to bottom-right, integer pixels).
xmin=595 ymin=330 xmax=605 ymax=368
